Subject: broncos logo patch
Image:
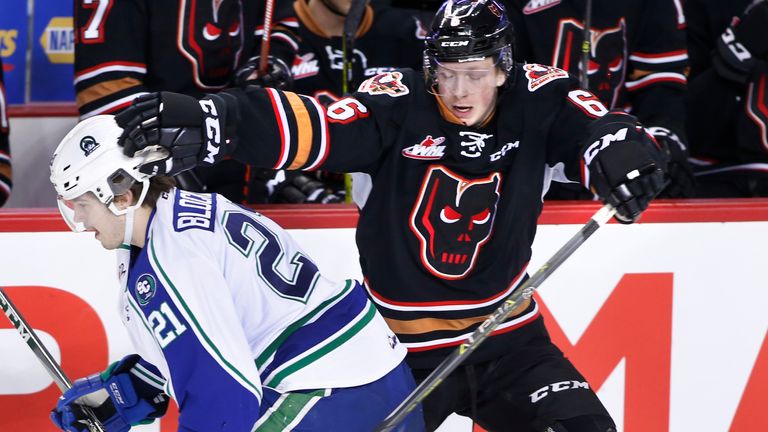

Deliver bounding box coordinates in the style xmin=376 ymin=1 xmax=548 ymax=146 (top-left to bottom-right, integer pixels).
xmin=358 ymin=72 xmax=410 ymax=97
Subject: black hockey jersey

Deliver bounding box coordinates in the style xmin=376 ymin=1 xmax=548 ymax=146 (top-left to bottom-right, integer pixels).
xmin=216 ymin=65 xmax=615 ymax=368
xmin=279 ymin=0 xmax=426 ymax=105
xmin=684 ymin=0 xmax=768 ymax=167
xmin=74 ymin=0 xmax=264 ymax=118
xmin=505 ymin=0 xmax=688 ymax=135
xmin=0 ymin=57 xmax=10 ymax=206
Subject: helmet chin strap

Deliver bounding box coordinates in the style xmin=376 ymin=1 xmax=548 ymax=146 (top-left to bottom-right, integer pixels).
xmin=123 ymin=206 xmax=135 ymax=248
xmin=115 ymin=178 xmax=149 ymax=247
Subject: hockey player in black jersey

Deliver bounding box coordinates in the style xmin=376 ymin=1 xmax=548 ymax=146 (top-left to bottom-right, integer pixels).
xmin=115 ymin=1 xmax=668 ymax=430
xmin=74 ymin=0 xmax=297 ymax=203
xmin=505 ymin=0 xmax=694 ymax=199
xmin=684 ymin=0 xmax=768 ymax=197
xmin=235 ymin=0 xmax=428 ymax=203
xmin=239 ymin=0 xmax=426 ymax=105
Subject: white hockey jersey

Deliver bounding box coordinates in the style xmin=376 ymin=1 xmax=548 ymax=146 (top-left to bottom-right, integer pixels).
xmin=116 ymin=188 xmax=405 ymax=430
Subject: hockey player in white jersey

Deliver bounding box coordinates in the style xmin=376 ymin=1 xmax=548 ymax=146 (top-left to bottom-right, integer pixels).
xmin=48 ymin=115 xmax=424 ymax=431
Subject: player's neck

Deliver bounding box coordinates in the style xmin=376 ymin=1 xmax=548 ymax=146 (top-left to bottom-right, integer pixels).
xmin=307 ymin=0 xmax=345 ymax=36
xmin=131 ymin=206 xmax=153 ymax=248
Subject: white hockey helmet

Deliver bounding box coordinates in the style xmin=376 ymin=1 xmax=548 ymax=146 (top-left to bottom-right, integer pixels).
xmin=50 ymin=115 xmax=164 ymax=232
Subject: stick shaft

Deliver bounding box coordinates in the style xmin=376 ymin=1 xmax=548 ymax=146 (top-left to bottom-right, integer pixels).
xmin=375 ymin=204 xmax=615 ymax=431
xmin=258 ymin=0 xmax=276 ymax=76
xmin=341 ymin=0 xmax=367 ymax=94
xmin=0 ymin=287 xmax=106 ymax=432
xmin=579 ymin=0 xmax=593 ymax=88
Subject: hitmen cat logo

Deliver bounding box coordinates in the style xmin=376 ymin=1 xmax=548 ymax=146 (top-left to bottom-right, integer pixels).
xmin=410 ymin=165 xmax=501 ymax=279
xmin=178 ymin=0 xmax=244 ymax=90
xmin=80 ymin=136 xmax=100 ymax=156
xmin=552 ymin=18 xmax=627 ymax=107
xmin=136 ymin=274 xmax=157 ymax=306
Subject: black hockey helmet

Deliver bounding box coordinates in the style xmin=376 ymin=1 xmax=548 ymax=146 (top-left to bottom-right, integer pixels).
xmin=424 ymin=0 xmax=514 ymax=88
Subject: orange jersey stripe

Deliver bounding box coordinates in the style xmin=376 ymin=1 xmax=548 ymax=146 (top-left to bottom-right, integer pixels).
xmin=284 ymin=92 xmax=314 ymax=170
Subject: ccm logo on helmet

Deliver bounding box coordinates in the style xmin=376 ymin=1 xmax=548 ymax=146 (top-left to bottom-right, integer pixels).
xmin=441 ymin=40 xmax=469 ymax=47
xmin=199 ymin=99 xmax=221 ymax=164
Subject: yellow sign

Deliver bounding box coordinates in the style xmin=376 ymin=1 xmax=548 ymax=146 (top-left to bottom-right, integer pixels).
xmin=39 ymin=17 xmax=74 ymax=64
xmin=0 ymin=29 xmax=18 ymax=57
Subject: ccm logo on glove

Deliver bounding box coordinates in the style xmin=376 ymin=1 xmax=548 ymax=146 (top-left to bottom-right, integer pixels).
xmin=199 ymin=100 xmax=221 ymax=164
xmin=109 ymin=382 xmax=126 ymax=406
xmin=583 ymin=127 xmax=628 ymax=166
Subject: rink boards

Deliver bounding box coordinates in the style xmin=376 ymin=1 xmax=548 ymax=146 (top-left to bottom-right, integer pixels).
xmin=0 ymin=201 xmax=766 ymax=432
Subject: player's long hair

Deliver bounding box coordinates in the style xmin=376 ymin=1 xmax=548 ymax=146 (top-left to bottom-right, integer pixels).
xmin=128 ymin=175 xmax=176 ymax=208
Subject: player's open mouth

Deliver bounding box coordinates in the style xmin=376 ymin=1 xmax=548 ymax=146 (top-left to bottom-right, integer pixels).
xmin=453 ymin=106 xmax=472 ymax=115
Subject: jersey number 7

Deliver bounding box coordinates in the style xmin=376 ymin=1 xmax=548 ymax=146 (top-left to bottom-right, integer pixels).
xmin=79 ymin=0 xmax=113 ymax=44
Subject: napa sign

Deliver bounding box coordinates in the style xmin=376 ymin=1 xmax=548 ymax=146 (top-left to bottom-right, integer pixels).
xmin=38 ymin=17 xmax=74 ymax=64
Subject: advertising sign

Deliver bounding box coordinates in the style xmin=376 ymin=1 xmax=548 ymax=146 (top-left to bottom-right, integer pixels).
xmin=0 ymin=0 xmax=29 ymax=104
xmin=0 ymin=206 xmax=766 ymax=431
xmin=31 ymin=0 xmax=75 ymax=102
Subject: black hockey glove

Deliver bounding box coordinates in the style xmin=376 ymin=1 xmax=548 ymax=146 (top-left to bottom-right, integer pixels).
xmin=234 ymin=55 xmax=293 ymax=90
xmin=115 ymin=92 xmax=234 ymax=176
xmin=583 ymin=113 xmax=668 ymax=224
xmin=647 ymin=126 xmax=696 ymax=198
xmin=713 ymin=0 xmax=768 ymax=83
xmin=255 ymin=169 xmax=343 ymax=204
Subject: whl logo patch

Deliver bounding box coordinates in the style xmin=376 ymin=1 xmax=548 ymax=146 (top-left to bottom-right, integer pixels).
xmin=291 ymin=53 xmax=320 ymax=80
xmin=402 ymin=135 xmax=446 ymax=160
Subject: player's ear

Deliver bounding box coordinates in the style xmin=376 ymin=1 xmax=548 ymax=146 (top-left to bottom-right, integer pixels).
xmin=113 ymin=190 xmax=134 ymax=211
xmin=495 ymin=68 xmax=506 ymax=87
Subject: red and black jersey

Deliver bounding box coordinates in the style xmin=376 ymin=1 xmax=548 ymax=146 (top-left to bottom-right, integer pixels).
xmin=0 ymin=56 xmax=10 ymax=206
xmin=505 ymin=0 xmax=688 ymax=135
xmin=684 ymin=0 xmax=768 ymax=167
xmin=279 ymin=0 xmax=426 ymax=106
xmin=215 ymin=66 xmax=617 ymax=368
xmin=74 ymin=0 xmax=268 ymax=118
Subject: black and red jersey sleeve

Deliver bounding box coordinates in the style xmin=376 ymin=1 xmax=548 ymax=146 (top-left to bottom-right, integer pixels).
xmin=74 ymin=0 xmax=148 ymax=119
xmin=0 ymin=58 xmax=10 ymax=206
xmin=543 ymin=75 xmax=611 ymax=188
xmin=220 ymin=70 xmax=413 ymax=173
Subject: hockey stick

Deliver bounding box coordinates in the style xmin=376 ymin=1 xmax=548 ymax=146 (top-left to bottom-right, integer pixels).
xmin=579 ymin=0 xmax=593 ymax=88
xmin=341 ymin=0 xmax=367 ymax=95
xmin=341 ymin=0 xmax=368 ymax=202
xmin=0 ymin=287 xmax=106 ymax=432
xmin=258 ymin=0 xmax=276 ymax=76
xmin=374 ymin=204 xmax=617 ymax=432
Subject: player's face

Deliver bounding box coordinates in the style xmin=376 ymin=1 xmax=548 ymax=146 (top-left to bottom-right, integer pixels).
xmin=434 ymin=57 xmax=506 ymax=127
xmin=324 ymin=0 xmax=363 ymax=14
xmin=66 ymin=193 xmax=125 ymax=250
